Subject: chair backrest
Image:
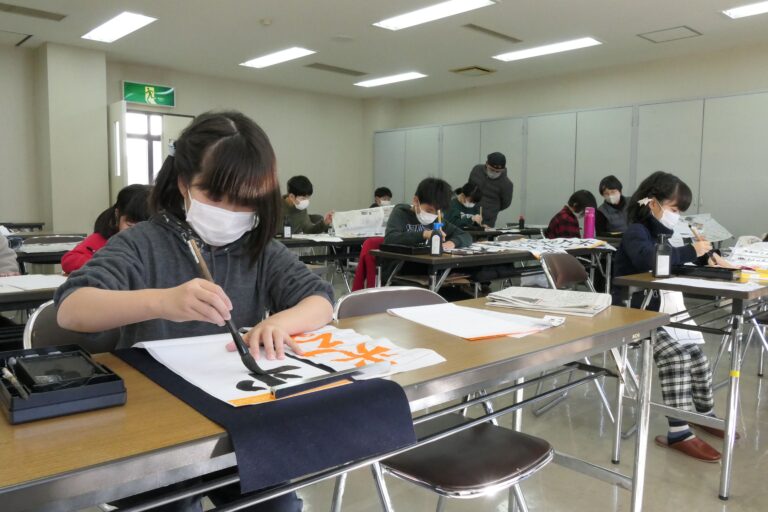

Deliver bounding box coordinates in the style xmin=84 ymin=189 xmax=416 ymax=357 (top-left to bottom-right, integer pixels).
xmin=23 ymin=235 xmax=85 ymax=245
xmin=539 ymin=253 xmax=595 ymax=291
xmin=496 ymin=234 xmax=524 ymax=242
xmin=23 ymin=300 xmax=120 ymax=354
xmin=334 ymin=286 xmax=446 ymax=320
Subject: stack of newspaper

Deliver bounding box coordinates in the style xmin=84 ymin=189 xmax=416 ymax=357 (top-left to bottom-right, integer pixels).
xmin=487 ymin=286 xmax=612 ymax=317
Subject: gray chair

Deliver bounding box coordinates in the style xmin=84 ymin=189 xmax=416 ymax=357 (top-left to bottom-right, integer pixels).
xmin=496 ymin=234 xmax=525 ymax=242
xmin=533 ymin=253 xmax=615 ymax=422
xmin=333 ymin=286 xmax=446 ymax=320
xmin=332 ymin=287 xmax=553 ymax=512
xmin=23 ymin=300 xmax=120 ymax=354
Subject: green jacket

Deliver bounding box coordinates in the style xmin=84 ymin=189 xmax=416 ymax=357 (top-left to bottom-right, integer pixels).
xmin=281 ymin=197 xmax=328 ymax=234
xmin=445 ymin=197 xmax=481 ymax=229
xmin=384 ymin=204 xmax=472 ymax=248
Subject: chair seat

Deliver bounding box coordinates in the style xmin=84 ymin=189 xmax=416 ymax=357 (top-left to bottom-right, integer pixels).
xmin=382 ymin=413 xmax=553 ymax=496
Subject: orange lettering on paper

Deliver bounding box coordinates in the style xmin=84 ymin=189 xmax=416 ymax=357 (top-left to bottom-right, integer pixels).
xmin=292 ymin=332 xmax=343 ymax=348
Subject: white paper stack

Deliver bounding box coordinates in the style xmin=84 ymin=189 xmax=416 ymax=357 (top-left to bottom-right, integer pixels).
xmin=486 ymin=286 xmax=612 ymax=317
xmin=332 ymin=205 xmax=394 ymax=238
xmin=387 ymin=303 xmax=560 ymax=340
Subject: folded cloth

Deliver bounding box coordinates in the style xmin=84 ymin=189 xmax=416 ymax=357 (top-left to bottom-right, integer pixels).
xmin=116 ymin=348 xmax=416 ymax=494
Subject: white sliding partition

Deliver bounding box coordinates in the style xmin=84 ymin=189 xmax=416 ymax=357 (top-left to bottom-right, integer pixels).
xmin=526 ymin=113 xmax=577 ymax=225
xmin=441 ymin=122 xmax=480 ymax=192
xmin=700 ymin=92 xmax=768 ymax=238
xmin=636 ymin=100 xmax=704 ymax=212
xmin=575 ymin=107 xmax=633 ymax=196
xmin=404 ymin=126 xmax=441 ymax=202
xmin=373 ymin=130 xmax=406 ymax=204
xmin=481 ymin=118 xmax=525 ymax=227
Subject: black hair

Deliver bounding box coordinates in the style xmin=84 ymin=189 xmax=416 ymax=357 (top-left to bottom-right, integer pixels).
xmin=415 ymin=177 xmax=452 ymax=212
xmin=374 ymin=186 xmax=392 ymax=198
xmin=94 ymin=184 xmax=152 ymax=239
xmin=567 ymin=190 xmax=597 ymax=213
xmin=599 ymin=175 xmax=623 ymax=194
xmin=150 ymin=111 xmax=281 ymax=264
xmin=627 ymin=171 xmax=693 ymax=223
xmin=454 ymin=182 xmax=483 ymax=203
xmin=287 ymin=175 xmax=313 ymax=197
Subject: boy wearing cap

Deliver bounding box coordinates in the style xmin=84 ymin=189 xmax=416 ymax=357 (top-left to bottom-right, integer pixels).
xmin=468 ymin=152 xmax=514 ymax=227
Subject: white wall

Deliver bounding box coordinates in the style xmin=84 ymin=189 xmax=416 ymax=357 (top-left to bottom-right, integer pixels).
xmin=41 ymin=44 xmax=110 ymax=233
xmin=394 ymin=41 xmax=768 ymax=128
xmin=106 ymin=62 xmax=369 ymax=215
xmin=0 ymin=46 xmax=39 ymax=224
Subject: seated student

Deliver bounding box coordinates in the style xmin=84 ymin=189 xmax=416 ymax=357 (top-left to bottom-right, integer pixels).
xmin=384 ymin=178 xmax=471 ymax=283
xmin=544 ymin=190 xmax=597 ymax=238
xmin=0 ymin=233 xmax=19 ymax=277
xmin=55 ymin=111 xmax=333 ymax=511
xmin=612 ymin=170 xmax=728 ymax=463
xmin=595 ymin=175 xmax=629 ymax=234
xmin=281 ymin=175 xmax=333 ymax=234
xmin=446 ymin=182 xmax=484 ymax=229
xmin=370 ymin=186 xmax=392 ymax=208
xmin=61 ymin=184 xmax=152 ymax=274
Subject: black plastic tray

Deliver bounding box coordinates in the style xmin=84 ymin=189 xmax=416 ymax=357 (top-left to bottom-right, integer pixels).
xmin=0 ymin=345 xmax=126 ymax=424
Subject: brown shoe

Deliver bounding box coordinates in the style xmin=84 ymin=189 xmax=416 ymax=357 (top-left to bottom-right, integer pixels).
xmin=655 ymin=435 xmax=721 ymax=462
xmin=692 ymin=423 xmax=741 ymax=440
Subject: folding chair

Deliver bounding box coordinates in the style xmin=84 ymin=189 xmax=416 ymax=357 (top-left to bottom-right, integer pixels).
xmin=23 ymin=300 xmax=120 ymax=354
xmin=331 ymin=287 xmax=553 ymax=512
xmin=532 ymin=253 xmax=615 ymax=422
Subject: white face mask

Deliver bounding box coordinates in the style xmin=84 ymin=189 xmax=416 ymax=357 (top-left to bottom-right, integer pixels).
xmin=415 ymin=204 xmax=437 ymax=225
xmin=379 ymin=200 xmax=391 ymax=206
xmin=463 ymin=201 xmax=476 ymax=209
xmin=185 ymin=191 xmax=256 ymax=247
xmin=295 ymin=198 xmax=310 ymax=211
xmin=659 ymin=208 xmax=680 ymax=230
xmin=605 ymin=193 xmax=620 ymax=205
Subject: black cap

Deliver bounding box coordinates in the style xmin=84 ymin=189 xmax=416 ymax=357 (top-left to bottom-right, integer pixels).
xmin=487 ymin=152 xmax=506 ymax=169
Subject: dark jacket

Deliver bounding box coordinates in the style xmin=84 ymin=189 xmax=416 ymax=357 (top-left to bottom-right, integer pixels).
xmin=445 ymin=197 xmax=481 ymax=229
xmin=611 ymin=216 xmax=699 ymax=308
xmin=384 ymin=204 xmax=472 ymax=248
xmin=55 ymin=213 xmax=334 ymax=348
xmin=280 ymin=197 xmax=328 ymax=234
xmin=468 ymin=164 xmax=513 ymax=227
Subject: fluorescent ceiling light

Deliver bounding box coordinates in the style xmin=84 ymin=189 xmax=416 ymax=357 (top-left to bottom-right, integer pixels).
xmin=81 ymin=12 xmax=156 ymax=43
xmin=722 ymin=1 xmax=768 ymax=19
xmin=493 ymin=37 xmax=601 ymax=62
xmin=355 ymin=72 xmax=427 ymax=88
xmin=240 ymin=47 xmax=316 ymax=69
xmin=373 ymin=0 xmax=495 ymax=31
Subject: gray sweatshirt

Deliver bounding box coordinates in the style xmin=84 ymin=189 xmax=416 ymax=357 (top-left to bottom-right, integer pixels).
xmin=0 ymin=235 xmax=19 ymax=274
xmin=55 ymin=213 xmax=334 ymax=349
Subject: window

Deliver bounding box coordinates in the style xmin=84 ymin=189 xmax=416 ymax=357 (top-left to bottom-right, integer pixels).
xmin=126 ymin=111 xmax=163 ymax=184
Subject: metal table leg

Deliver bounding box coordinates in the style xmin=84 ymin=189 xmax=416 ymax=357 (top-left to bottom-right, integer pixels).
xmin=612 ymin=345 xmax=628 ymax=464
xmin=630 ymin=330 xmax=653 ymax=512
xmin=719 ymin=301 xmax=745 ymax=500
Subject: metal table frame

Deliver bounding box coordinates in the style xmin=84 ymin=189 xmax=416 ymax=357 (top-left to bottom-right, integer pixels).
xmin=0 ymin=306 xmax=666 ymax=512
xmin=613 ymin=273 xmax=768 ymax=500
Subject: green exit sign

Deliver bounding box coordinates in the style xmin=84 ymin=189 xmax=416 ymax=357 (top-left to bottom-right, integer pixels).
xmin=123 ymin=81 xmax=175 ymax=107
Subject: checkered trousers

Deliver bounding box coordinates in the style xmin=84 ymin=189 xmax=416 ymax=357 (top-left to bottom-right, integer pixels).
xmin=652 ymin=329 xmax=714 ymax=413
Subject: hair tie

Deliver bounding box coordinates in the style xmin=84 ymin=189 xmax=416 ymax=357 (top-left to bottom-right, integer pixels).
xmin=637 ymin=197 xmax=652 ymax=206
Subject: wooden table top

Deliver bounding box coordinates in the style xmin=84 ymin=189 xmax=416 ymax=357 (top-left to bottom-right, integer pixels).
xmin=613 ymin=272 xmax=768 ymax=301
xmin=0 ymin=299 xmax=666 ymax=492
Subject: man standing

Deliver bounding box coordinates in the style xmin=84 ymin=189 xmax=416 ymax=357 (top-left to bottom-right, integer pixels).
xmin=468 ymin=152 xmax=513 ymax=227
